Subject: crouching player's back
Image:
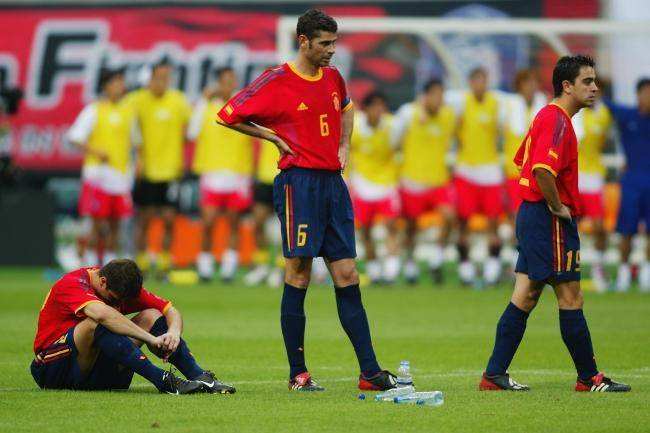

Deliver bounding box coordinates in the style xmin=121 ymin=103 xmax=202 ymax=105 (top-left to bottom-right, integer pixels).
xmin=32 ymin=259 xmax=235 ymax=394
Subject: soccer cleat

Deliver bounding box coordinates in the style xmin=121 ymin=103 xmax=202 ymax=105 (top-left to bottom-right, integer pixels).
xmin=479 ymin=372 xmax=530 ymax=391
xmin=288 ymin=372 xmax=325 ymax=391
xmin=160 ymin=370 xmax=204 ymax=395
xmin=458 ymin=261 xmax=476 ymax=286
xmin=575 ymin=372 xmax=631 ymax=392
xmin=244 ymin=265 xmax=270 ymax=286
xmin=404 ymin=260 xmax=419 ymax=284
xmin=194 ymin=370 xmax=236 ymax=394
xmin=483 ymin=257 xmax=502 ymax=286
xmin=615 ymin=264 xmax=631 ymax=292
xmin=358 ymin=370 xmax=398 ymax=391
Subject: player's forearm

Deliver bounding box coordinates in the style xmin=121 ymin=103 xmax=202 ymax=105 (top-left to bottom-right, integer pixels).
xmin=86 ymin=304 xmax=156 ymax=345
xmin=534 ymin=168 xmax=563 ymax=211
xmin=163 ymin=306 xmax=183 ymax=336
xmin=218 ymin=121 xmax=277 ymax=143
xmin=340 ymin=106 xmax=354 ymax=148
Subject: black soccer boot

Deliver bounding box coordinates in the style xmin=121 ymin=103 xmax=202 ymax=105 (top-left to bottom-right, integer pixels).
xmin=194 ymin=370 xmax=236 ymax=394
xmin=479 ymin=372 xmax=530 ymax=391
xmin=575 ymin=372 xmax=631 ymax=392
xmin=358 ymin=370 xmax=398 ymax=391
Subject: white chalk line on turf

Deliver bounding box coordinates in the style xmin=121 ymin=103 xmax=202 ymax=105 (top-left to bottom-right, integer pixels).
xmin=3 ymin=368 xmax=649 ymax=392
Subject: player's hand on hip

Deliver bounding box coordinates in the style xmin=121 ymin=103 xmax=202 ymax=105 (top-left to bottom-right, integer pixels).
xmin=549 ymin=203 xmax=572 ymax=222
xmin=271 ymin=136 xmax=295 ymax=157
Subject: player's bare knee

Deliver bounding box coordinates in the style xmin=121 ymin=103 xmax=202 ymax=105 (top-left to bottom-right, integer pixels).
xmin=558 ymin=290 xmax=584 ymax=310
xmin=332 ymin=262 xmax=359 ymax=286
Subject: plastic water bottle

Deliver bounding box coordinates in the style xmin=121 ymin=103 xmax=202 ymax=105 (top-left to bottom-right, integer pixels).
xmin=396 ymin=360 xmax=413 ymax=387
xmin=374 ymin=385 xmax=415 ymax=402
xmin=394 ymin=391 xmax=444 ymax=407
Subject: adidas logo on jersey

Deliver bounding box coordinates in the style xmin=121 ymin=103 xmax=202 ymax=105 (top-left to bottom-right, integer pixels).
xmin=297 ymin=102 xmax=309 ymax=111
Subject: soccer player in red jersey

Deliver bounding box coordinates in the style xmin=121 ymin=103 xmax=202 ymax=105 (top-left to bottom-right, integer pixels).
xmin=478 ymin=56 xmax=630 ymax=392
xmin=31 ymin=259 xmax=235 ymax=394
xmin=216 ymin=10 xmax=396 ymax=392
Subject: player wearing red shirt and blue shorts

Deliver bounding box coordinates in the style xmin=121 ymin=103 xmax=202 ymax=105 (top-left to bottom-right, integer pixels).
xmin=217 ymin=10 xmax=396 ymax=392
xmin=479 ymin=56 xmax=630 ymax=393
xmin=31 ymin=259 xmax=234 ymax=394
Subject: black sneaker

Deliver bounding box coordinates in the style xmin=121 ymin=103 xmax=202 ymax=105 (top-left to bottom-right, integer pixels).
xmin=575 ymin=372 xmax=631 ymax=392
xmin=358 ymin=370 xmax=398 ymax=391
xmin=479 ymin=372 xmax=530 ymax=391
xmin=195 ymin=370 xmax=236 ymax=394
xmin=160 ymin=370 xmax=203 ymax=395
xmin=288 ymin=372 xmax=325 ymax=391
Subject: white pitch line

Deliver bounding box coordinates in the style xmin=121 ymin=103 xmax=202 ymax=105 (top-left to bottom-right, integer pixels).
xmin=3 ymin=368 xmax=648 ymax=392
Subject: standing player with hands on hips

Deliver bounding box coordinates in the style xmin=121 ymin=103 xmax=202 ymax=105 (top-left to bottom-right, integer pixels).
xmin=217 ymin=9 xmax=397 ymax=392
xmin=479 ymin=56 xmax=630 ymax=392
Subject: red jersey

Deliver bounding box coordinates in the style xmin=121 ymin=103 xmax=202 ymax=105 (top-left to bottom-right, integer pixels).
xmin=514 ymin=103 xmax=582 ymax=216
xmin=217 ymin=62 xmax=353 ymax=171
xmin=33 ymin=268 xmax=171 ymax=354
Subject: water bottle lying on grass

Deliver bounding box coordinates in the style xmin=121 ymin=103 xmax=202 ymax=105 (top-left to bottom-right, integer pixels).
xmin=394 ymin=391 xmax=444 ymax=407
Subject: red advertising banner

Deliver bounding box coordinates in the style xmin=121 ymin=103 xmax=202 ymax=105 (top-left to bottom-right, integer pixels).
xmin=0 ymin=7 xmax=279 ymax=171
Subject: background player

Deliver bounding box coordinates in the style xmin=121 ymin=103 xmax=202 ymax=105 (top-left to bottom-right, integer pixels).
xmin=349 ymin=91 xmax=400 ymax=284
xmin=216 ymin=10 xmax=397 ymax=392
xmin=189 ymin=67 xmax=254 ymax=282
xmin=609 ymin=78 xmax=650 ymax=292
xmin=31 ymin=259 xmax=235 ymax=394
xmin=68 ymin=68 xmax=135 ymax=267
xmin=392 ymin=79 xmax=457 ymax=283
xmin=480 ymin=55 xmax=630 ymax=392
xmin=502 ymin=70 xmax=546 ymax=270
xmin=451 ymin=68 xmax=504 ymax=286
xmin=130 ymin=59 xmax=191 ymax=277
xmin=244 ymin=106 xmax=283 ymax=287
xmin=573 ymin=90 xmax=613 ymax=292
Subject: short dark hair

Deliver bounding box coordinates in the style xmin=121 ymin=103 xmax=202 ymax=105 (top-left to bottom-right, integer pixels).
xmin=99 ymin=259 xmax=143 ymax=300
xmin=552 ymin=55 xmax=595 ymax=97
xmin=362 ymin=91 xmax=387 ymax=107
xmin=513 ymin=68 xmax=537 ymax=92
xmin=99 ymin=67 xmax=125 ymax=89
xmin=152 ymin=57 xmax=173 ymax=73
xmin=215 ymin=66 xmax=234 ymax=80
xmin=296 ymin=9 xmax=337 ymax=40
xmin=636 ymin=77 xmax=650 ymax=93
xmin=469 ymin=67 xmax=487 ymax=80
xmin=423 ymin=78 xmax=443 ymax=93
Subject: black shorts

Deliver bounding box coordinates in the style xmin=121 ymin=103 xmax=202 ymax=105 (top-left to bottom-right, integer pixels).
xmin=133 ymin=180 xmax=180 ymax=208
xmin=253 ymin=181 xmax=274 ymax=207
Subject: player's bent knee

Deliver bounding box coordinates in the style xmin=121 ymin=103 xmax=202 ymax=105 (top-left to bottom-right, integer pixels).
xmin=285 ymin=272 xmax=311 ymax=288
xmin=131 ymin=308 xmax=163 ymax=330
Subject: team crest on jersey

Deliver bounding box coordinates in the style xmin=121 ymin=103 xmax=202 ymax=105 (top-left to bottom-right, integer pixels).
xmin=332 ymin=92 xmax=340 ymax=111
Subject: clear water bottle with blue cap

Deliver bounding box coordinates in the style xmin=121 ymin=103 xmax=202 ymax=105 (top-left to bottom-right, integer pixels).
xmin=394 ymin=391 xmax=444 ymax=406
xmin=396 ymin=360 xmax=413 ymax=387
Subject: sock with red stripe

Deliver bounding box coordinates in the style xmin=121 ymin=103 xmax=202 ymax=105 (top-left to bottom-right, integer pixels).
xmin=559 ymin=309 xmax=598 ymax=381
xmin=93 ymin=324 xmax=166 ymax=390
xmin=281 ymin=283 xmax=308 ymax=379
xmin=486 ymin=302 xmax=529 ymax=376
xmin=335 ymin=284 xmax=381 ymax=377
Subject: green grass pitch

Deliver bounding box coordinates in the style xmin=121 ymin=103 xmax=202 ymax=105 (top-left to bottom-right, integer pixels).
xmin=1 ymin=267 xmax=649 ymax=433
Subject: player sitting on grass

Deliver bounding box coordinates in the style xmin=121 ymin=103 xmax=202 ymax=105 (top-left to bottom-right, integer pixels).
xmin=479 ymin=55 xmax=630 ymax=392
xmin=31 ymin=259 xmax=235 ymax=394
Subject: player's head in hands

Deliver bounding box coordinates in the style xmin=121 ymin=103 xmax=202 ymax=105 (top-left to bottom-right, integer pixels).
xmin=296 ymin=9 xmax=338 ymax=67
xmin=553 ymin=55 xmax=597 ymax=110
xmin=95 ymin=259 xmax=143 ymax=305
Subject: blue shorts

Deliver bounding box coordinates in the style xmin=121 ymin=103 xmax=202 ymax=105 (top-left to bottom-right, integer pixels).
xmin=30 ymin=326 xmax=133 ymax=391
xmin=273 ymin=168 xmax=356 ymax=261
xmin=515 ymin=200 xmax=581 ymax=283
xmin=616 ymin=172 xmax=650 ymax=235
